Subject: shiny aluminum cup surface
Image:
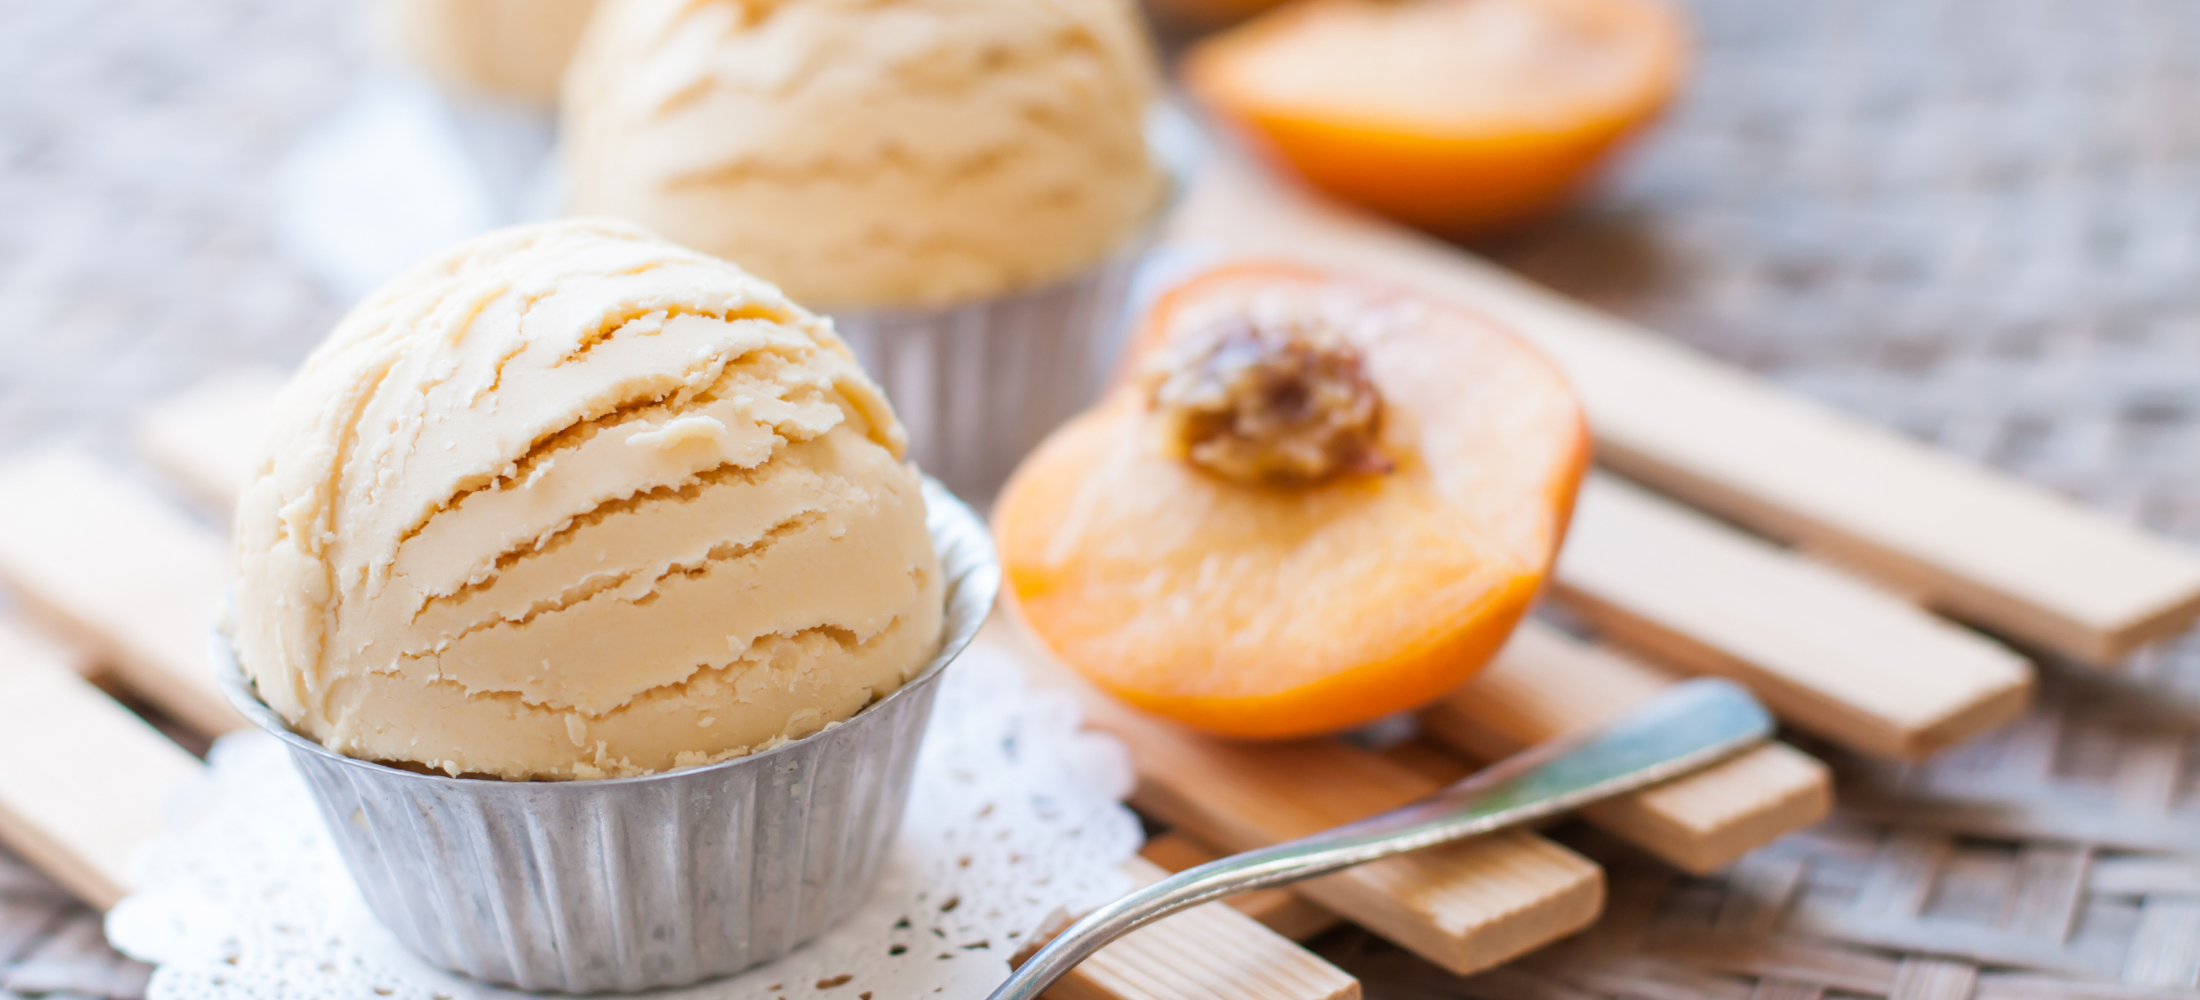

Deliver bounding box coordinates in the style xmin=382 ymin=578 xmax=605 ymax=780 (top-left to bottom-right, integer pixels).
xmin=215 ymin=480 xmax=1000 ymax=994
xmin=829 ymin=191 xmax=1173 ymax=507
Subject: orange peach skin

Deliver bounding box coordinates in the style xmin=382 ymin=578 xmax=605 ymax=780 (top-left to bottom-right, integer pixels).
xmin=1218 ymin=112 xmax=1664 ymax=236
xmin=996 ymin=265 xmax=1589 ymax=738
xmin=1184 ymin=0 xmax=1688 ymax=236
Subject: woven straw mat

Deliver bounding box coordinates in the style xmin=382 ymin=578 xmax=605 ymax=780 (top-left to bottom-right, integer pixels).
xmin=0 ymin=0 xmax=2196 ymax=997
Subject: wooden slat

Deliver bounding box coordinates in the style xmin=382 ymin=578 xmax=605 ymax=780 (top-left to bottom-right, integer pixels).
xmin=2122 ymin=899 xmax=2200 ymax=988
xmin=1890 ymin=958 xmax=1982 ymax=1000
xmin=0 ymin=622 xmax=205 ymax=909
xmin=1051 ymin=858 xmax=1359 ymax=1000
xmin=132 ymin=366 xmax=284 ymax=512
xmin=2089 ymin=856 xmax=2200 ymax=898
xmin=1551 ymin=475 xmax=2034 ymax=759
xmin=1645 ymin=931 xmax=1904 ymax=995
xmin=1170 ymin=156 xmax=2200 ymax=667
xmin=984 ymin=618 xmax=1606 ymax=977
xmin=0 ymin=449 xmax=243 ymax=735
xmin=1837 ymin=789 xmax=2200 ymax=856
xmin=1780 ymin=902 xmax=2114 ymax=980
xmin=1422 ymin=622 xmax=1832 ymax=874
xmin=1139 ymin=834 xmax=1343 ymax=943
xmin=1977 ymin=972 xmax=2200 ymax=1000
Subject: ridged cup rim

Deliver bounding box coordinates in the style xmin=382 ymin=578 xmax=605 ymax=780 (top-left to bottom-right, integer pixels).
xmin=212 ymin=476 xmax=1001 ymax=791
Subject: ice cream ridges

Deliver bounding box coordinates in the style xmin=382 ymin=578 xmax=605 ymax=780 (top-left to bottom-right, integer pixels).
xmin=561 ymin=0 xmax=1169 ymax=310
xmin=231 ymin=219 xmax=943 ymax=780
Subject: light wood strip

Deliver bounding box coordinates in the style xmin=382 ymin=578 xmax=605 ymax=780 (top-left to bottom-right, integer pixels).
xmin=2089 ymin=857 xmax=2200 ymax=898
xmin=1170 ymin=156 xmax=2200 ymax=666
xmin=2122 ymin=899 xmax=2200 ymax=989
xmin=1978 ymin=972 xmax=2200 ymax=1000
xmin=2110 ymin=733 xmax=2185 ymax=815
xmin=1854 ymin=832 xmax=1952 ymax=920
xmin=0 ymin=449 xmax=243 ymax=735
xmin=1839 ymin=791 xmax=2200 ymax=856
xmin=1889 ymin=959 xmax=1981 ymax=1000
xmin=1548 ymin=954 xmax=1756 ymax=1000
xmin=1553 ymin=475 xmax=2034 ymax=759
xmin=1714 ymin=854 xmax=1809 ymax=936
xmin=1423 ymin=622 xmax=1831 ymax=874
xmin=984 ymin=618 xmax=1605 ymax=977
xmin=1782 ymin=905 xmax=2114 ymax=980
xmin=0 ymin=621 xmax=205 ymax=909
xmin=1139 ymin=833 xmax=1343 ymax=942
xmin=1645 ymin=931 xmax=1902 ymax=995
xmin=132 ymin=366 xmax=284 ymax=513
xmin=1984 ymin=713 xmax=2063 ymax=786
xmin=1051 ymin=858 xmax=1359 ymax=1000
xmin=2003 ymin=845 xmax=2089 ymax=942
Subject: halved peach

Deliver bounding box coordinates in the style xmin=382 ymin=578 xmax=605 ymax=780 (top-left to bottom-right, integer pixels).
xmin=1184 ymin=0 xmax=1688 ymax=237
xmin=996 ymin=263 xmax=1588 ymax=738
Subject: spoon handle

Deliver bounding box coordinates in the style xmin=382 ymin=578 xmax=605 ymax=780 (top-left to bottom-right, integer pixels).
xmin=989 ymin=676 xmax=1774 ymax=1000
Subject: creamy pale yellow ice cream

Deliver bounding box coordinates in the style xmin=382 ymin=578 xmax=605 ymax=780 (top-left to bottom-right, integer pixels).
xmin=379 ymin=0 xmax=600 ymax=106
xmin=561 ymin=0 xmax=1169 ymax=310
xmin=232 ymin=219 xmax=943 ymax=780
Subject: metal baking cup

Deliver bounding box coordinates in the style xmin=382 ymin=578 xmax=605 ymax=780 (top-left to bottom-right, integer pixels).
xmin=214 ymin=480 xmax=1001 ymax=994
xmin=829 ymin=194 xmax=1175 ymax=507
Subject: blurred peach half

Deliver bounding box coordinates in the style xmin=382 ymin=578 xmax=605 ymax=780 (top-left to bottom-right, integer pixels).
xmin=1185 ymin=0 xmax=1688 ymax=237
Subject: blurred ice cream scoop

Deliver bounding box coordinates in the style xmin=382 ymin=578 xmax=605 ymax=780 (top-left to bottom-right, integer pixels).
xmin=560 ymin=0 xmax=1168 ymax=310
xmin=378 ymin=0 xmax=600 ymax=106
xmin=232 ymin=219 xmax=943 ymax=780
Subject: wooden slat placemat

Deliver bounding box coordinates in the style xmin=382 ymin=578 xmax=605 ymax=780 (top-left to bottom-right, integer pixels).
xmin=4 ymin=0 xmax=2200 ymax=997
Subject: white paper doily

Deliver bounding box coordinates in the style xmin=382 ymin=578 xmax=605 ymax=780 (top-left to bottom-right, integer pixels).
xmin=106 ymin=642 xmax=1143 ymax=1000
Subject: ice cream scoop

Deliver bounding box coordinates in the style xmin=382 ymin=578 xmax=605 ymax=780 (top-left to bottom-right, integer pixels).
xmin=561 ymin=0 xmax=1168 ymax=310
xmin=377 ymin=0 xmax=601 ymax=106
xmin=232 ymin=218 xmax=943 ymax=780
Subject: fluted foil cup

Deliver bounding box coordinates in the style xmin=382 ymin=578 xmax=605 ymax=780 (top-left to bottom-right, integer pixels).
xmin=214 ymin=480 xmax=1000 ymax=994
xmin=829 ymin=198 xmax=1172 ymax=506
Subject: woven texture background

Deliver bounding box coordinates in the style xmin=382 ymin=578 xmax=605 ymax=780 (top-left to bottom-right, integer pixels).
xmin=2 ymin=0 xmax=2198 ymax=996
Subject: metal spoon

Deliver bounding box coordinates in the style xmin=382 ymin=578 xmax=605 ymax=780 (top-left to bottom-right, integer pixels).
xmin=990 ymin=676 xmax=1774 ymax=1000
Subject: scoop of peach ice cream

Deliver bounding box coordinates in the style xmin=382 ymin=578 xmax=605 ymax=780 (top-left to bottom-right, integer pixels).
xmin=561 ymin=0 xmax=1168 ymax=310
xmin=232 ymin=219 xmax=942 ymax=780
xmin=377 ymin=0 xmax=601 ymax=106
